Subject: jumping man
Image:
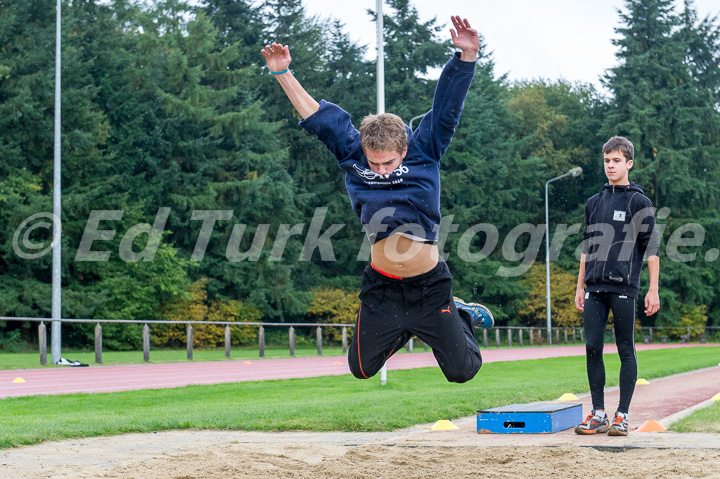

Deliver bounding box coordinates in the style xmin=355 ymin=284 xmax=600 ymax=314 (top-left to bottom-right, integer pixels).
xmin=261 ymin=15 xmax=494 ymax=383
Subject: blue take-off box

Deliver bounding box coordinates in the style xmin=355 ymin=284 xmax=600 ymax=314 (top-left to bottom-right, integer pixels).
xmin=477 ymin=403 xmax=582 ymax=434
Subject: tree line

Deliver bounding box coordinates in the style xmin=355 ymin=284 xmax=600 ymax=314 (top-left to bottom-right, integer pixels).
xmin=1 ymin=0 xmax=718 ymax=350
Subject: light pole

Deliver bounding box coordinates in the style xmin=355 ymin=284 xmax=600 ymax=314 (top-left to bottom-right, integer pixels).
xmin=51 ymin=0 xmax=63 ymax=364
xmin=544 ymin=166 xmax=582 ymax=345
xmin=409 ymin=114 xmax=425 ymax=130
xmin=376 ymin=0 xmax=388 ymax=386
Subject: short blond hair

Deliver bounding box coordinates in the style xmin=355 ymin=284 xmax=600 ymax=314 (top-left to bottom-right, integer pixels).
xmin=360 ymin=113 xmax=407 ymax=153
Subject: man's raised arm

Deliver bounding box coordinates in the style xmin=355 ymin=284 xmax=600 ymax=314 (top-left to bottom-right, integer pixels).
xmin=261 ymin=43 xmax=319 ymax=119
xmin=413 ymin=16 xmax=479 ymax=161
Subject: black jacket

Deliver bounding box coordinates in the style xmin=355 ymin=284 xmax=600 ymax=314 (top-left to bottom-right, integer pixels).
xmin=582 ymin=182 xmax=660 ymax=299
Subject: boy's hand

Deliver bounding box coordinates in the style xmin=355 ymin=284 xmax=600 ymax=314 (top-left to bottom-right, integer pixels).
xmin=644 ymin=290 xmax=660 ymax=316
xmin=261 ymin=43 xmax=291 ymax=72
xmin=575 ymin=288 xmax=585 ymax=312
xmin=450 ymin=16 xmax=479 ymax=58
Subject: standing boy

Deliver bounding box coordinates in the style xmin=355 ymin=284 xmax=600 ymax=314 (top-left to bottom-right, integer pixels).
xmin=574 ymin=136 xmax=660 ymax=436
xmin=261 ymin=15 xmax=493 ymax=384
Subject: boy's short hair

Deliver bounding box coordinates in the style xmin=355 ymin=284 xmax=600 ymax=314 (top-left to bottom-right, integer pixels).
xmin=360 ymin=113 xmax=407 ymax=153
xmin=603 ymin=136 xmax=634 ymax=162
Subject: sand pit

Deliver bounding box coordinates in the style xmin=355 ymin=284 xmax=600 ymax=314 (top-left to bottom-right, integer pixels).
xmin=3 ymin=428 xmax=720 ymax=479
xmin=98 ymin=444 xmax=720 ymax=479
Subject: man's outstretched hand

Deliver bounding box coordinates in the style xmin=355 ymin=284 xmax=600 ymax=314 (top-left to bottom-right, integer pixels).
xmin=261 ymin=42 xmax=291 ymax=72
xmin=450 ymin=16 xmax=479 ymax=62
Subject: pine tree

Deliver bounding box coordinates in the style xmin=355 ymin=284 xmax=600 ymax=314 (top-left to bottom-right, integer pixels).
xmin=202 ymin=0 xmax=264 ymax=63
xmin=0 ymin=0 xmax=117 ymax=325
xmin=603 ymin=0 xmax=720 ymax=210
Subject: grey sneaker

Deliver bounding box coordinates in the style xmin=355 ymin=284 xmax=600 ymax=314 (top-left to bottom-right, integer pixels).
xmin=453 ymin=297 xmax=494 ymax=328
xmin=575 ymin=410 xmax=609 ymax=435
xmin=608 ymin=412 xmax=629 ymax=436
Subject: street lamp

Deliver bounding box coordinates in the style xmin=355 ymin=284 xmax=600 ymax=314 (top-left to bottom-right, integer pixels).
xmin=409 ymin=114 xmax=425 ymax=130
xmin=51 ymin=0 xmax=63 ymax=364
xmin=544 ymin=167 xmax=582 ymax=345
xmin=376 ymin=0 xmax=388 ymax=386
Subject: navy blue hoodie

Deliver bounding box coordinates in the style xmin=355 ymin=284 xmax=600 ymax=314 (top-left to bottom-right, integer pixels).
xmin=582 ymin=182 xmax=660 ymax=299
xmin=299 ymin=52 xmax=475 ymax=243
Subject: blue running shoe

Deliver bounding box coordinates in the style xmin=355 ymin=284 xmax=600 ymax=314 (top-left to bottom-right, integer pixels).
xmin=453 ymin=297 xmax=494 ymax=328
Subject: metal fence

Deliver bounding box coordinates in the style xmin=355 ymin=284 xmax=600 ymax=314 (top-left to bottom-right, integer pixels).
xmin=0 ymin=317 xmax=355 ymax=365
xmin=0 ymin=317 xmax=717 ymax=366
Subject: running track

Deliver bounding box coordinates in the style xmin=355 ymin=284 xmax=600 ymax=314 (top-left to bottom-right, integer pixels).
xmin=1 ymin=343 xmax=717 ymax=399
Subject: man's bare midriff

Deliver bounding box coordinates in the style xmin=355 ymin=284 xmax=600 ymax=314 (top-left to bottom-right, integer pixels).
xmin=371 ymin=234 xmax=439 ymax=278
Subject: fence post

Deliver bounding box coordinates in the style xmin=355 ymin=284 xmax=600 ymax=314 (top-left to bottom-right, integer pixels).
xmin=406 ymin=338 xmax=413 ymax=352
xmin=316 ymin=327 xmax=322 ymax=356
xmin=538 ymin=329 xmax=542 ymax=345
xmin=611 ymin=328 xmax=616 ymax=343
xmin=649 ymin=327 xmax=653 ymax=343
xmin=483 ymin=329 xmax=488 ymax=349
xmin=687 ymin=327 xmax=691 ymax=340
xmin=495 ymin=329 xmax=501 ymax=348
xmin=564 ymin=328 xmax=568 ymax=345
xmin=258 ymin=326 xmax=265 ymax=358
xmin=143 ymin=324 xmax=150 ymax=362
xmin=225 ymin=325 xmax=231 ymax=359
xmin=342 ymin=327 xmax=348 ymax=353
xmin=289 ymin=326 xmax=295 ymax=357
xmin=519 ymin=328 xmax=523 ymax=347
xmin=39 ymin=322 xmax=47 ymax=366
xmin=580 ymin=328 xmax=584 ymax=343
xmin=95 ymin=323 xmax=102 ymax=364
xmin=556 ymin=328 xmax=560 ymax=345
xmin=507 ymin=329 xmax=512 ymax=348
xmin=572 ymin=328 xmax=576 ymax=344
xmin=187 ymin=324 xmax=193 ymax=360
xmin=529 ymin=327 xmax=534 ymax=346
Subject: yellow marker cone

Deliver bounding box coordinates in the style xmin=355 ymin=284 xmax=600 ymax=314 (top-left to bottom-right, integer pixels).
xmin=558 ymin=393 xmax=579 ymax=401
xmin=711 ymin=393 xmax=720 ymax=402
xmin=430 ymin=420 xmax=459 ymax=431
xmin=636 ymin=420 xmax=667 ymax=432
xmin=243 ymin=360 xmax=252 ymax=365
xmin=636 ymin=378 xmax=650 ymax=385
xmin=333 ymin=361 xmax=341 ymax=365
xmin=12 ymin=378 xmax=25 ymax=383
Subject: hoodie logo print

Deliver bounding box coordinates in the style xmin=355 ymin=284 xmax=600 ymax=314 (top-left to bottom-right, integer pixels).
xmin=613 ymin=210 xmax=626 ymax=222
xmin=353 ymin=164 xmax=409 ymax=181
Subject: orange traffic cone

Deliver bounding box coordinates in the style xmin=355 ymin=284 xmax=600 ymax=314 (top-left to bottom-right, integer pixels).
xmin=635 ymin=420 xmax=667 ymax=432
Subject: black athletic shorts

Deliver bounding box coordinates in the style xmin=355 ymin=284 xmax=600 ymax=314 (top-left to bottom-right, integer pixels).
xmin=348 ymin=260 xmax=482 ymax=383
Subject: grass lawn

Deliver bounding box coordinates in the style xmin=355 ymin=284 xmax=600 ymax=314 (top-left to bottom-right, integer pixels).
xmin=669 ymin=402 xmax=720 ymax=433
xmin=1 ymin=347 xmax=718 ymax=449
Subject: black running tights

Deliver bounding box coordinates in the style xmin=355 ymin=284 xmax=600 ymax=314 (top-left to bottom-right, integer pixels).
xmin=583 ymin=292 xmax=637 ymax=414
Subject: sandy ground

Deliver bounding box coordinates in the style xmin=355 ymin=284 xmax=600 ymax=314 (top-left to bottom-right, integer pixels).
xmin=89 ymin=444 xmax=720 ymax=479
xmin=3 ymin=426 xmax=720 ymax=479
